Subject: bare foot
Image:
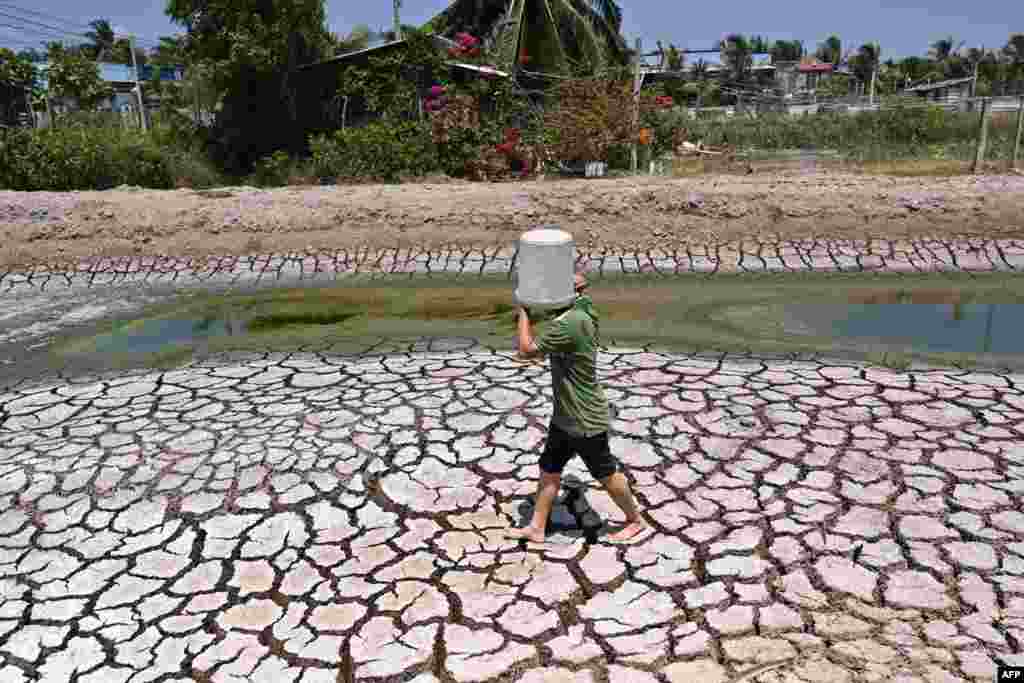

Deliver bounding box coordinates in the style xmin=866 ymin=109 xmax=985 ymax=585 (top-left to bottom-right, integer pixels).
xmin=606 ymin=521 xmax=651 ymax=544
xmin=505 ymin=526 xmax=546 ymax=543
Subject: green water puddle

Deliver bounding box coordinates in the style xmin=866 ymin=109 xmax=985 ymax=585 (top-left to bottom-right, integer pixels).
xmin=46 ymin=271 xmax=1024 ymax=374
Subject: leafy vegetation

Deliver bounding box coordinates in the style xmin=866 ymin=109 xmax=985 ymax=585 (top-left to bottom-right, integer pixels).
xmin=4 ymin=0 xmax=1024 ymax=190
xmin=654 ymin=104 xmax=1021 ymax=161
xmin=0 ymin=111 xmax=222 ymax=190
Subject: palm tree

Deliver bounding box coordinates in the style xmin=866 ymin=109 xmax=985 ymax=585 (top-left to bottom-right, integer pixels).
xmin=816 ymin=35 xmax=841 ymax=65
xmin=851 ymin=42 xmax=880 ymax=101
xmin=1005 ymin=33 xmax=1024 ymax=66
xmin=84 ymin=19 xmax=117 ymax=61
xmin=429 ymin=0 xmax=627 ymax=76
xmin=719 ymin=33 xmax=752 ymax=83
xmin=151 ymin=35 xmax=188 ymax=65
xmin=929 ymin=35 xmax=965 ymax=78
xmin=770 ymin=40 xmax=803 ymax=63
xmin=929 ymin=36 xmax=959 ymax=62
xmin=336 ymin=24 xmax=371 ymax=54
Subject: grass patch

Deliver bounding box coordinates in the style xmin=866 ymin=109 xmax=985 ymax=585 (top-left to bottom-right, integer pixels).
xmin=247 ymin=310 xmax=363 ymax=332
xmin=856 ymin=159 xmax=972 ymax=176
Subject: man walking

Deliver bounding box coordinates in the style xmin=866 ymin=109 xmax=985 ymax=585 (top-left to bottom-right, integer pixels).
xmin=506 ymin=271 xmax=651 ymax=545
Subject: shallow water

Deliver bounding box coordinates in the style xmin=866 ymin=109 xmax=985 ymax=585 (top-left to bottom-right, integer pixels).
xmin=90 ymin=315 xmax=245 ymax=355
xmin=784 ymin=303 xmax=1023 ymax=355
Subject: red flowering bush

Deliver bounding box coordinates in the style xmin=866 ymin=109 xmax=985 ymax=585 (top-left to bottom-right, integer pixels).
xmin=449 ymin=33 xmax=482 ymax=59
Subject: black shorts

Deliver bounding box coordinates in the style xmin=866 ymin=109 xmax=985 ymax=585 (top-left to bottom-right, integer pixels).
xmin=539 ymin=423 xmax=619 ymax=480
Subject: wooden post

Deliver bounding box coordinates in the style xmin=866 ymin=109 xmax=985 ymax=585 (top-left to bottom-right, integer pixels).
xmin=1014 ymin=95 xmax=1024 ymax=170
xmin=341 ymin=96 xmax=349 ymax=130
xmin=631 ymin=37 xmax=641 ymax=174
xmin=972 ymin=97 xmax=990 ymax=173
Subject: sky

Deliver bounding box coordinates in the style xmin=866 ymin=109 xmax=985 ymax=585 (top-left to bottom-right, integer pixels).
xmin=0 ymin=0 xmax=1019 ymax=60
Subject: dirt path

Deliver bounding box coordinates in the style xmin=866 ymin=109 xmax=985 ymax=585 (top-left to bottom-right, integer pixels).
xmin=2 ymin=170 xmax=1024 ymax=270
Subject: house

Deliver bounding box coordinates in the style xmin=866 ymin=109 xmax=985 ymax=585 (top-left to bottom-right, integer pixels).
xmin=291 ymin=34 xmax=510 ymax=137
xmin=903 ymin=76 xmax=973 ymax=103
xmin=773 ymin=58 xmax=836 ymax=95
xmin=32 ymin=61 xmax=185 ymax=114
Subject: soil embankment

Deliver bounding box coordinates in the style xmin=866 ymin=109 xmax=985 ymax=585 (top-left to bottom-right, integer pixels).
xmin=2 ymin=170 xmax=1024 ymax=269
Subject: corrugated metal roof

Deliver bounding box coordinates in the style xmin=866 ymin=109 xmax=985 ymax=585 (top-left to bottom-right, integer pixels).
xmin=798 ymin=63 xmax=833 ymax=73
xmin=298 ymin=34 xmax=459 ymax=70
xmin=904 ymin=76 xmax=973 ymax=93
xmin=446 ymin=62 xmax=510 ymax=78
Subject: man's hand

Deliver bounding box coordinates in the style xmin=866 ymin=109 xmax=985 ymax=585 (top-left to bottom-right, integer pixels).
xmin=517 ymin=306 xmax=540 ymax=360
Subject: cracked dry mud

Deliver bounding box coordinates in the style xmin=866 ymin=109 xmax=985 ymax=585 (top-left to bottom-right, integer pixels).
xmin=2 ymin=179 xmax=1024 ymax=681
xmin=2 ymin=339 xmax=1024 ymax=682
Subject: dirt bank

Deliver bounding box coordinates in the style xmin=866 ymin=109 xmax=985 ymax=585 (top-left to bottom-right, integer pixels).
xmin=2 ymin=169 xmax=1024 ymax=270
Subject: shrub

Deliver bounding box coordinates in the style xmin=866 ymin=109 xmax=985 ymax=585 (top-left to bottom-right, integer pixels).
xmin=309 ymin=120 xmax=440 ymax=182
xmin=0 ymin=110 xmax=229 ymax=191
xmin=645 ymin=102 xmax=1019 ymax=162
xmin=0 ymin=122 xmax=173 ymax=191
xmin=251 ymin=150 xmax=295 ymax=187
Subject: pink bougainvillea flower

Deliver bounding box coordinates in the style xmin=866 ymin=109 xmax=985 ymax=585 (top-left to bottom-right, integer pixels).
xmin=429 ymin=85 xmax=446 ymax=97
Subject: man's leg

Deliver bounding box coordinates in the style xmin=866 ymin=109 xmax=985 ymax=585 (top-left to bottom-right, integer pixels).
xmin=505 ymin=471 xmax=561 ymax=543
xmin=506 ymin=424 xmax=572 ymax=543
xmin=580 ymin=432 xmax=649 ymax=542
xmin=599 ymin=471 xmax=649 ymax=541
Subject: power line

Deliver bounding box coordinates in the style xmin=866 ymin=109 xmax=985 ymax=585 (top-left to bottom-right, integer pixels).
xmin=0 ymin=1 xmax=94 ymax=32
xmin=0 ymin=6 xmax=162 ymax=49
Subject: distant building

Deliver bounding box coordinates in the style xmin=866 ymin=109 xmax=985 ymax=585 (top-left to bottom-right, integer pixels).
xmin=903 ymin=76 xmax=973 ymax=102
xmin=32 ymin=61 xmax=185 ymax=113
xmin=773 ymin=58 xmax=837 ymax=95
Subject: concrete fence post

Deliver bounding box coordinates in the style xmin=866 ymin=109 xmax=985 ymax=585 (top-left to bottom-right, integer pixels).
xmin=631 ymin=37 xmax=642 ymax=175
xmin=972 ymin=97 xmax=990 ymax=173
xmin=1014 ymin=95 xmax=1024 ymax=170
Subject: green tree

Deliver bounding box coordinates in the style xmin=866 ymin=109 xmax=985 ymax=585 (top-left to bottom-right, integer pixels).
xmin=429 ymin=0 xmax=627 ymax=76
xmin=45 ymin=45 xmax=113 ymax=109
xmin=0 ymin=47 xmax=37 ymax=124
xmin=336 ymin=24 xmax=371 ymax=54
xmin=1005 ymin=33 xmax=1024 ymax=66
xmin=83 ymin=19 xmax=119 ymax=61
xmin=16 ymin=48 xmax=46 ymax=63
xmin=849 ymin=41 xmax=881 ymax=88
xmin=748 ymin=35 xmax=770 ymax=54
xmin=770 ymin=40 xmax=803 ymax=63
xmin=719 ymin=33 xmax=752 ymax=83
xmin=929 ymin=36 xmax=966 ymax=78
xmin=149 ymin=35 xmax=188 ymax=65
xmin=816 ymin=35 xmax=841 ymax=65
xmin=165 ymin=0 xmax=334 ymax=172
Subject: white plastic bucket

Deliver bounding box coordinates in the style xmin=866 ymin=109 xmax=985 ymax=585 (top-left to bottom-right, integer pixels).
xmin=514 ymin=227 xmax=575 ymax=310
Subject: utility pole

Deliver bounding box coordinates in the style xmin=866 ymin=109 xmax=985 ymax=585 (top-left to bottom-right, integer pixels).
xmin=117 ymin=30 xmax=147 ymax=131
xmin=130 ymin=35 xmax=147 ymax=132
xmin=631 ymin=37 xmax=641 ymax=174
xmin=972 ymin=97 xmax=990 ymax=173
xmin=393 ymin=0 xmax=402 ymax=40
xmin=1013 ymin=95 xmax=1024 ymax=170
xmin=969 ymin=45 xmax=981 ymax=112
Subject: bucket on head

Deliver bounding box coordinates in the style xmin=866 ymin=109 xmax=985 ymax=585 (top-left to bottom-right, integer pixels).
xmin=514 ymin=227 xmax=575 ymax=310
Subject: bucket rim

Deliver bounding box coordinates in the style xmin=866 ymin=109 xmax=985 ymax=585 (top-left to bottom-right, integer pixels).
xmin=520 ymin=228 xmax=574 ymax=244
